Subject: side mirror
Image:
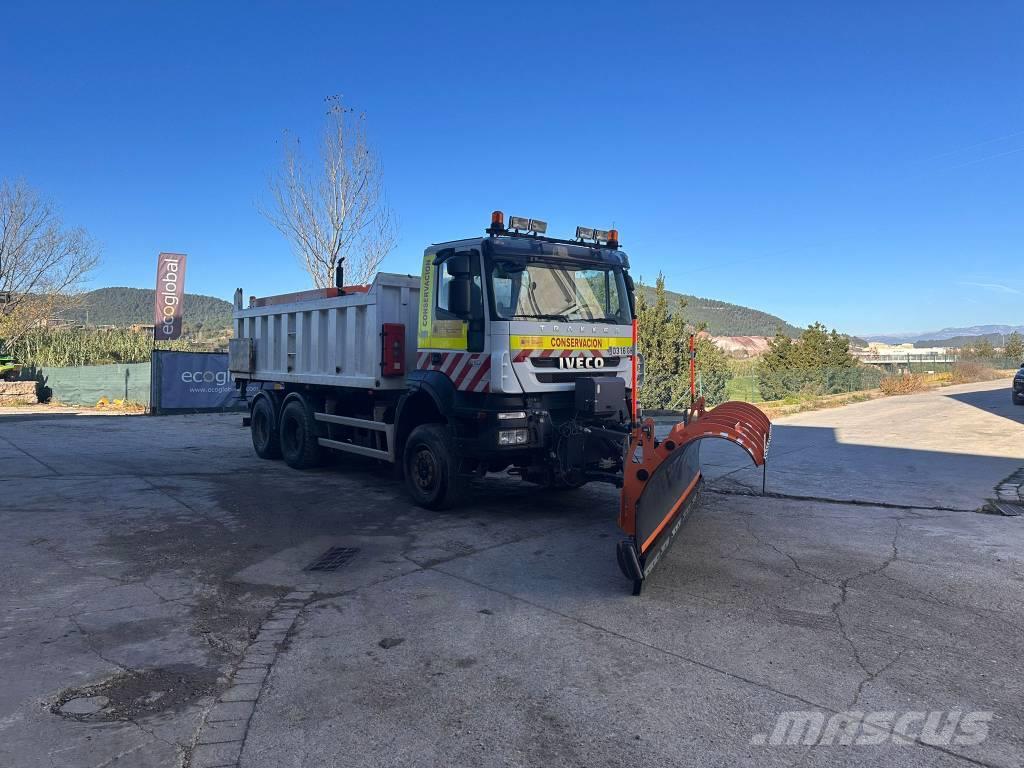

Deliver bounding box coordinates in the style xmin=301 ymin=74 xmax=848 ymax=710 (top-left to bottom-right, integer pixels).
xmin=446 ymin=252 xmax=471 ymax=276
xmin=448 ymin=275 xmax=472 ymax=317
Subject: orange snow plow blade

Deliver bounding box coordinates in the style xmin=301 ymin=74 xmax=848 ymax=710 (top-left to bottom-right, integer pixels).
xmin=617 ymin=400 xmax=771 ymax=595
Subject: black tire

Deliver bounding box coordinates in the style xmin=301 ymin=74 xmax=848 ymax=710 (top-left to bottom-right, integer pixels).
xmin=279 ymin=398 xmax=324 ymax=469
xmin=2 ymin=370 xmax=17 ymax=382
xmin=550 ymin=473 xmax=587 ymax=491
xmin=403 ymin=424 xmax=465 ymax=510
xmin=250 ymin=396 xmax=281 ymax=460
xmin=1013 ymin=393 xmax=1024 ymax=406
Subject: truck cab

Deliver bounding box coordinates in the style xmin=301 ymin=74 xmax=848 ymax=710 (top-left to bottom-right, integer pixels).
xmin=418 ymin=231 xmax=634 ymax=394
xmin=405 ymin=215 xmax=636 ymax=494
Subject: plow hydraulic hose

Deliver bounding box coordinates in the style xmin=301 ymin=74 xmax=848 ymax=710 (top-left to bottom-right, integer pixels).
xmin=617 ymin=400 xmax=772 ymax=595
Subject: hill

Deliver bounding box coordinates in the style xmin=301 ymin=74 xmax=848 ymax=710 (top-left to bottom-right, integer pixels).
xmin=65 ymin=287 xmax=233 ymax=329
xmin=639 ymin=286 xmax=802 ymax=337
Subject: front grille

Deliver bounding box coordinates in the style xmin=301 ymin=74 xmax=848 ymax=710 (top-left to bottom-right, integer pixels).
xmin=536 ymin=372 xmax=617 ymax=383
xmin=530 ymin=356 xmax=621 ymax=368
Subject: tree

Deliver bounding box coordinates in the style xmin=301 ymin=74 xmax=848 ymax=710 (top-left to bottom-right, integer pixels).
xmin=635 ymin=273 xmax=732 ymax=409
xmin=261 ymin=96 xmax=397 ymax=288
xmin=971 ymin=338 xmax=995 ymax=359
xmin=0 ymin=179 xmax=99 ymax=344
xmin=757 ymin=322 xmax=859 ymax=399
xmin=688 ymin=335 xmax=732 ymax=407
xmin=635 ymin=273 xmax=686 ymax=409
xmin=756 ymin=330 xmax=797 ymax=401
xmin=1004 ymin=331 xmax=1024 ymax=362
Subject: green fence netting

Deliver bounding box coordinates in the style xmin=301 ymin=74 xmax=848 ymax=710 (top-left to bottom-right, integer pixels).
xmin=32 ymin=362 xmax=151 ymax=406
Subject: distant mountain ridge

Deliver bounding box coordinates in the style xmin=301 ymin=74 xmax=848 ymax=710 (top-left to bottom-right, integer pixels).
xmin=914 ymin=332 xmax=1023 ymax=349
xmin=66 ymin=285 xmax=804 ymax=338
xmin=65 ymin=287 xmax=233 ymax=328
xmin=867 ymin=324 xmax=1024 ymax=344
xmin=639 ymin=286 xmax=802 ymax=337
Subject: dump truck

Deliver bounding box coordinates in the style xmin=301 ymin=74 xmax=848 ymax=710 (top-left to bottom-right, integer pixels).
xmin=231 ymin=212 xmax=770 ymax=593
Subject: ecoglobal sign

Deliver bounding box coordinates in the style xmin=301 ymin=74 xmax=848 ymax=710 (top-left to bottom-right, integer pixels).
xmin=153 ymin=252 xmax=187 ymax=341
xmin=154 ymin=351 xmax=244 ymax=411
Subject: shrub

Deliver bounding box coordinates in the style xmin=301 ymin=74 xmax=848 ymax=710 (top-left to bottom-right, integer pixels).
xmin=5 ymin=327 xmax=208 ymax=367
xmin=879 ymin=373 xmax=928 ymax=395
xmin=950 ymin=361 xmax=997 ymax=384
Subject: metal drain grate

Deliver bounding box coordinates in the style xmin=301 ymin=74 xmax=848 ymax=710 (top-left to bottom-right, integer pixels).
xmin=306 ymin=547 xmax=360 ymax=571
xmin=986 ymin=501 xmax=1023 ymax=517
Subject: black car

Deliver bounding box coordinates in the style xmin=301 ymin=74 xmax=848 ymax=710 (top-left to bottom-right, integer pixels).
xmin=1014 ymin=364 xmax=1024 ymax=405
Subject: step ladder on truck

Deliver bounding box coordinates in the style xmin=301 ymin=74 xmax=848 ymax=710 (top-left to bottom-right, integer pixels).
xmin=229 ymin=211 xmax=770 ymax=594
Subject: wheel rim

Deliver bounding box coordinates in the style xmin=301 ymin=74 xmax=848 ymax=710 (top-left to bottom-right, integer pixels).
xmin=412 ymin=446 xmax=438 ymax=493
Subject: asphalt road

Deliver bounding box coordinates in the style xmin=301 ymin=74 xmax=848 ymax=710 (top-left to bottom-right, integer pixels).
xmin=1 ymin=379 xmax=1022 ymax=768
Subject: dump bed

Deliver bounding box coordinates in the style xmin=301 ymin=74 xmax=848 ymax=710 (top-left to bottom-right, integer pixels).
xmin=230 ymin=272 xmax=420 ymax=390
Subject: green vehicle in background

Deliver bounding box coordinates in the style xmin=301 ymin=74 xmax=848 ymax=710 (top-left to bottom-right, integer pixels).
xmin=0 ymin=352 xmax=22 ymax=381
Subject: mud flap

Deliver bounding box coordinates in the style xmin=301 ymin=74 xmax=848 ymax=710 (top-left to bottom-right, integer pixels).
xmin=618 ymin=402 xmax=771 ymax=594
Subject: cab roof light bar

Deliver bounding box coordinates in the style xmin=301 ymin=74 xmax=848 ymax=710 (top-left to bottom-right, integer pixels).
xmin=509 ymin=215 xmax=548 ymax=235
xmin=488 ymin=210 xmax=619 ymax=248
xmin=576 ymin=226 xmax=620 ymax=249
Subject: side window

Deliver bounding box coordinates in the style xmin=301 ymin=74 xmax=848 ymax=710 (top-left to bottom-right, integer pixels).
xmin=436 ymin=252 xmax=483 ymax=320
xmin=437 ymin=270 xmax=455 ymax=314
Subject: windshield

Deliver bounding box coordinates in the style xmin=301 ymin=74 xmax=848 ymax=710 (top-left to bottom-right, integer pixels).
xmin=490 ymin=259 xmax=631 ymax=324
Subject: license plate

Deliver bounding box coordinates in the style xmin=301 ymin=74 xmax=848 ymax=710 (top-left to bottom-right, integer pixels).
xmin=607 ymin=346 xmax=634 ymax=356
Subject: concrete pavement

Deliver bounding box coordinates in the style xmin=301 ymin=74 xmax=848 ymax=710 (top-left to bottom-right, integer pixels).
xmin=0 ymin=379 xmax=1022 ymax=767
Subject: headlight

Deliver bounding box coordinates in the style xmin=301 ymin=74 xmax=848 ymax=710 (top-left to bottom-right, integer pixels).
xmin=498 ymin=428 xmax=529 ymax=445
xmin=497 ymin=411 xmax=527 ymax=420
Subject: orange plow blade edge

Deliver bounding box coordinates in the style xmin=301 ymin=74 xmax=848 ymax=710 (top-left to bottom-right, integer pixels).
xmin=617 ymin=400 xmax=772 ymax=595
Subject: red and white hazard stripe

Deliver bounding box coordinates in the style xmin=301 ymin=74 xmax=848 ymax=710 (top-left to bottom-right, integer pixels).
xmin=414 ymin=351 xmax=491 ymax=392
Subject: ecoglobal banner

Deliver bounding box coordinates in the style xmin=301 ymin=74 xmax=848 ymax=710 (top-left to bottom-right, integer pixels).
xmin=151 ymin=351 xmax=247 ymax=413
xmin=153 ymin=252 xmax=187 ymax=341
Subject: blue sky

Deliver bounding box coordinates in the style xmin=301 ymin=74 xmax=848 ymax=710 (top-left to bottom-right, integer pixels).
xmin=2 ymin=1 xmax=1021 ymax=335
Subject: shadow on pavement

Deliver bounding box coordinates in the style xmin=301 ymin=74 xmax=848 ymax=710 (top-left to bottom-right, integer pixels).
xmin=700 ymin=422 xmax=1023 ymax=511
xmin=944 ymin=383 xmax=1024 ymax=425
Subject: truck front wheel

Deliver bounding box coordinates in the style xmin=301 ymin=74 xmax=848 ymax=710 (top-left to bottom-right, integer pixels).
xmin=250 ymin=396 xmax=281 ymax=460
xmin=403 ymin=424 xmax=465 ymax=510
xmin=279 ymin=399 xmax=323 ymax=469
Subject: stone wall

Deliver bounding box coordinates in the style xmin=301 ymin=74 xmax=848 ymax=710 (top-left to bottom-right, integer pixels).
xmin=0 ymin=381 xmax=37 ymax=406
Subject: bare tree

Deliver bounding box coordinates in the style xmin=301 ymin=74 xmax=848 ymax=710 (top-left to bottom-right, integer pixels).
xmin=0 ymin=179 xmax=100 ymax=342
xmin=261 ymin=96 xmax=397 ymax=288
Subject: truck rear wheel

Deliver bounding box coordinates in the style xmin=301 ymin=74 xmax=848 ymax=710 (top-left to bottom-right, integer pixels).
xmin=279 ymin=399 xmax=323 ymax=469
xmin=403 ymin=424 xmax=465 ymax=510
xmin=250 ymin=396 xmax=281 ymax=460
